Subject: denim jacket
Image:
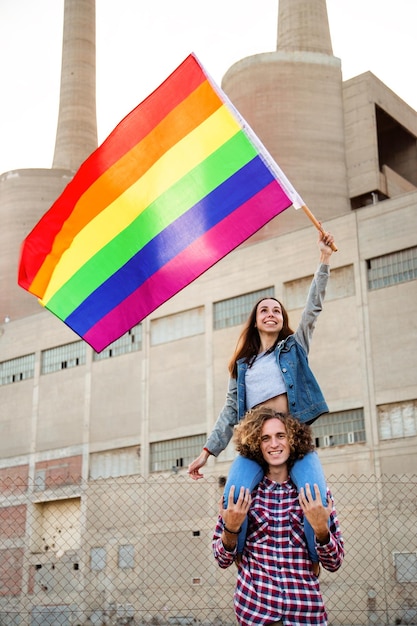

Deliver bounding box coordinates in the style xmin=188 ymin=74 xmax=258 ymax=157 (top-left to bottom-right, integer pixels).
xmin=205 ymin=264 xmax=330 ymax=457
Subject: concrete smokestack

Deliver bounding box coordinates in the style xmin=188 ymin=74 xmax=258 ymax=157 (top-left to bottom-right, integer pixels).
xmin=52 ymin=0 xmax=98 ymax=171
xmin=0 ymin=0 xmax=98 ymax=323
xmin=221 ymin=0 xmax=350 ymax=239
xmin=277 ymin=0 xmax=333 ymax=54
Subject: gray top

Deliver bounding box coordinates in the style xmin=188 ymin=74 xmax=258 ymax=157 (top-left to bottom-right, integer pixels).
xmin=245 ymin=350 xmax=286 ymax=409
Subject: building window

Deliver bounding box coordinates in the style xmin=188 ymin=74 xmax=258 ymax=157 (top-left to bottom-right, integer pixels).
xmin=93 ymin=323 xmax=142 ymax=360
xmin=311 ymin=409 xmax=366 ymax=448
xmin=118 ymin=544 xmax=135 ymax=569
xmin=89 ymin=446 xmax=141 ymax=479
xmin=213 ymin=287 xmax=274 ymax=330
xmin=151 ymin=308 xmax=204 ymax=346
xmin=285 ymin=265 xmax=355 ymax=309
xmin=0 ymin=353 xmax=35 ymax=386
xmin=367 ymin=246 xmax=417 ymax=290
xmin=41 ymin=341 xmax=86 ymax=374
xmin=90 ymin=547 xmax=106 ymax=571
xmin=150 ymin=434 xmax=206 ymax=472
xmin=394 ymin=552 xmax=417 ymax=583
xmin=378 ymin=400 xmax=417 ymax=440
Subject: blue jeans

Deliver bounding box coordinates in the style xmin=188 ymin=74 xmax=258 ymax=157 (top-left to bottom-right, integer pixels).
xmin=223 ymin=451 xmax=327 ymax=561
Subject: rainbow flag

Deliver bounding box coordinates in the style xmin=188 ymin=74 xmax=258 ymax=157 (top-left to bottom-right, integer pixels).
xmin=18 ymin=53 xmax=304 ymax=352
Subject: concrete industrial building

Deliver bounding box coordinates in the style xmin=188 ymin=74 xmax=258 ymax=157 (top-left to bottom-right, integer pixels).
xmin=0 ymin=0 xmax=416 ymax=624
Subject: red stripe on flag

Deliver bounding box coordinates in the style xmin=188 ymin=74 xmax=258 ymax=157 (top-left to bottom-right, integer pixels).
xmin=18 ymin=54 xmax=207 ymax=291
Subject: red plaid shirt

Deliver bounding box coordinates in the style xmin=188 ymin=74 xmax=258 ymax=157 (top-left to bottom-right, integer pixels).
xmin=213 ymin=477 xmax=344 ymax=625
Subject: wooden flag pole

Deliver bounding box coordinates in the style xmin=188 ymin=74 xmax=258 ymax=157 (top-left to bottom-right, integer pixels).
xmin=301 ymin=205 xmax=338 ymax=251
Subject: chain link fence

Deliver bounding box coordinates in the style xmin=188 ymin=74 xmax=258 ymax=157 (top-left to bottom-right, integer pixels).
xmin=1 ymin=473 xmax=417 ymax=626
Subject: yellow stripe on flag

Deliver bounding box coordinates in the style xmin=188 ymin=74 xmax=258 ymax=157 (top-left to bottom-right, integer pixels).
xmin=41 ymin=105 xmax=242 ymax=302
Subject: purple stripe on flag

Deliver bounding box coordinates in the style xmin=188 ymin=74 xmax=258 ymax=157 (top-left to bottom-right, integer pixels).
xmin=64 ymin=156 xmax=277 ymax=335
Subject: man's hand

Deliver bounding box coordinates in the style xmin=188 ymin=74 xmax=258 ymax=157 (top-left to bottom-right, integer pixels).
xmin=299 ymin=483 xmax=332 ymax=544
xmin=222 ymin=485 xmax=251 ymax=531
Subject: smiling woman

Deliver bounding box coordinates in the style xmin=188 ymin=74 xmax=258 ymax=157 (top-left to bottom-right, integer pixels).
xmin=189 ymin=231 xmax=335 ymax=567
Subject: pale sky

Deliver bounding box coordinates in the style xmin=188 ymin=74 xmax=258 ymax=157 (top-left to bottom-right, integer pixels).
xmin=1 ymin=0 xmax=416 ymax=177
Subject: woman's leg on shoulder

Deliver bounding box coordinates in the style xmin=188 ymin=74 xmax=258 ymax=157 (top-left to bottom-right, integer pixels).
xmin=290 ymin=450 xmax=327 ymax=563
xmin=223 ymin=455 xmax=264 ymax=553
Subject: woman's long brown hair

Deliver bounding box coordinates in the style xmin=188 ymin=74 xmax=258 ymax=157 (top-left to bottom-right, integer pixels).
xmin=228 ymin=297 xmax=294 ymax=377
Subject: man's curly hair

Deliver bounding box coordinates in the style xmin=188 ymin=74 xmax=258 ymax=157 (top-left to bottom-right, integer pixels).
xmin=234 ymin=406 xmax=315 ymax=471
